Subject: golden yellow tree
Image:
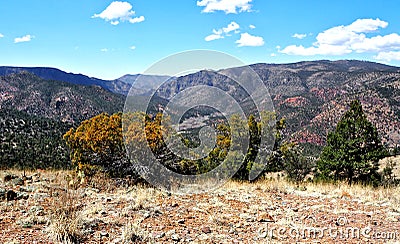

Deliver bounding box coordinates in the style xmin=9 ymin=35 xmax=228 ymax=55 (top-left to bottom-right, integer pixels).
xmin=64 ymin=112 xmax=124 ymax=176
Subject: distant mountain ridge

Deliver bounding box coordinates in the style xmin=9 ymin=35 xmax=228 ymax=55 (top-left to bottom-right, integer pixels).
xmin=154 ymin=60 xmax=400 ymax=152
xmin=0 ymin=66 xmax=172 ymax=96
xmin=0 ymin=66 xmax=132 ymax=95
xmin=1 ymin=60 xmax=399 ymax=155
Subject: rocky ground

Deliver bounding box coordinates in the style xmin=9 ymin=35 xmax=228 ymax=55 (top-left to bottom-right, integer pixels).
xmin=1 ymin=170 xmax=400 ymax=243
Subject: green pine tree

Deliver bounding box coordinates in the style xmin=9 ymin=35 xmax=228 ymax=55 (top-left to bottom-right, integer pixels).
xmin=316 ymin=100 xmax=387 ymax=185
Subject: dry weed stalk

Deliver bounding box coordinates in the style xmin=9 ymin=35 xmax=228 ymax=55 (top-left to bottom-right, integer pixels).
xmin=47 ymin=185 xmax=84 ymax=243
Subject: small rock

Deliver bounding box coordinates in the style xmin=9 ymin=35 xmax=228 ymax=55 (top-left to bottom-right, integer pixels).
xmin=154 ymin=232 xmax=165 ymax=239
xmin=19 ymin=186 xmax=36 ymax=193
xmin=198 ymin=234 xmax=209 ymax=241
xmin=171 ymin=202 xmax=179 ymax=207
xmin=11 ymin=178 xmax=24 ymax=186
xmin=177 ymin=219 xmax=185 ymax=224
xmin=0 ymin=188 xmax=6 ymax=201
xmin=202 ymin=226 xmax=211 ymax=234
xmin=3 ymin=174 xmax=17 ymax=182
xmin=83 ymin=228 xmax=95 ymax=235
xmin=29 ymin=206 xmax=44 ymax=216
xmin=257 ymin=212 xmax=275 ymax=222
xmin=32 ymin=193 xmax=48 ymax=200
xmin=16 ymin=192 xmax=29 ymax=200
xmin=166 ymin=229 xmax=176 ymax=237
xmin=5 ymin=240 xmax=20 ymax=244
xmin=143 ymin=212 xmax=151 ymax=219
xmin=112 ymin=238 xmax=121 ymax=244
xmin=387 ymin=216 xmax=398 ymax=222
xmin=171 ymin=234 xmax=180 ymax=241
xmin=6 ymin=190 xmax=17 ymax=201
xmin=100 ymin=230 xmax=109 ymax=238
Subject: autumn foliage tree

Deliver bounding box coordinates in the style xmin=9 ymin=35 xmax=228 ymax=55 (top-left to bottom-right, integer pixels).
xmin=64 ymin=112 xmax=172 ymax=178
xmin=63 ymin=112 xmax=128 ymax=177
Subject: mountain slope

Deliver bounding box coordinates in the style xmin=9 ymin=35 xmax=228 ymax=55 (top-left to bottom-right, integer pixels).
xmin=0 ymin=71 xmax=125 ymax=123
xmin=154 ymin=60 xmax=400 ymax=152
xmin=0 ymin=66 xmax=131 ymax=95
xmin=0 ymin=108 xmax=71 ymax=169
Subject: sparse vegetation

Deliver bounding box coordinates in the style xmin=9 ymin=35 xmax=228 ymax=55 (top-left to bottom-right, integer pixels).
xmin=3 ymin=169 xmax=400 ymax=243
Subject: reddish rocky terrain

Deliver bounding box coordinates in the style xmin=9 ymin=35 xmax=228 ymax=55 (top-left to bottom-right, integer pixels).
xmin=1 ymin=170 xmax=400 ymax=243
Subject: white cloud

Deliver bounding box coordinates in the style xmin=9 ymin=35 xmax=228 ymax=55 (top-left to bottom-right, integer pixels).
xmin=292 ymin=33 xmax=307 ymax=39
xmin=205 ymin=22 xmax=240 ymax=41
xmin=14 ymin=34 xmax=34 ymax=43
xmin=236 ymin=32 xmax=264 ymax=47
xmin=0 ymin=33 xmax=4 ymax=38
xmin=130 ymin=45 xmax=136 ymax=50
xmin=129 ymin=16 xmax=145 ymax=24
xmin=92 ymin=1 xmax=144 ymax=25
xmin=249 ymin=24 xmax=256 ymax=29
xmin=101 ymin=48 xmax=108 ymax=52
xmin=205 ymin=33 xmax=224 ymax=41
xmin=197 ymin=0 xmax=253 ymax=14
xmin=280 ymin=18 xmax=400 ymax=57
xmin=270 ymin=53 xmax=276 ymax=57
xmin=351 ymin=33 xmax=400 ymax=52
xmin=223 ymin=21 xmax=240 ymax=35
xmin=347 ymin=18 xmax=388 ymax=33
xmin=374 ymin=51 xmax=400 ymax=61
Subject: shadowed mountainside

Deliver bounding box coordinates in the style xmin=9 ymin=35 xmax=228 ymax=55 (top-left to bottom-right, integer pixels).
xmin=0 ymin=71 xmax=125 ymax=123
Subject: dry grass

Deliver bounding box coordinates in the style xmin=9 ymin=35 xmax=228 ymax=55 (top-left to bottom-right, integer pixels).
xmin=120 ymin=219 xmax=150 ymax=243
xmin=46 ymin=186 xmax=84 ymax=243
xmin=220 ymin=176 xmax=400 ymax=212
xmin=2 ymin=169 xmax=400 ymax=243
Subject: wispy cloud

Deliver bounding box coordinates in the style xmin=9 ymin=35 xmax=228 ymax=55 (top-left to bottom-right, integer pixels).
xmin=14 ymin=34 xmax=34 ymax=43
xmin=249 ymin=24 xmax=256 ymax=29
xmin=92 ymin=1 xmax=144 ymax=25
xmin=101 ymin=48 xmax=109 ymax=52
xmin=236 ymin=32 xmax=264 ymax=47
xmin=292 ymin=33 xmax=307 ymax=39
xmin=205 ymin=21 xmax=240 ymax=41
xmin=197 ymin=0 xmax=253 ymax=14
xmin=129 ymin=16 xmax=145 ymax=24
xmin=130 ymin=45 xmax=136 ymax=50
xmin=0 ymin=33 xmax=4 ymax=38
xmin=280 ymin=18 xmax=400 ymax=57
xmin=205 ymin=32 xmax=224 ymax=41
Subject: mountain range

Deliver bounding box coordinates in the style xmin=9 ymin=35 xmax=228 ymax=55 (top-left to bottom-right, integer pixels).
xmin=0 ymin=60 xmax=399 ymax=161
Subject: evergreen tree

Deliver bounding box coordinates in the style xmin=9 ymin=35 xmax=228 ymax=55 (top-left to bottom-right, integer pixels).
xmin=316 ymin=100 xmax=387 ymax=185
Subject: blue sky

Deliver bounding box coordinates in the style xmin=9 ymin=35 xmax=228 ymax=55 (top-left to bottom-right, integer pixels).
xmin=0 ymin=0 xmax=400 ymax=79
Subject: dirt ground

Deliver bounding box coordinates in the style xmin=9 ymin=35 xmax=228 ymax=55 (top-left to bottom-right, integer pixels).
xmin=1 ymin=170 xmax=400 ymax=243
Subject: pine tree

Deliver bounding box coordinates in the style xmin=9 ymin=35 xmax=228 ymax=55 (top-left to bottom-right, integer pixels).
xmin=316 ymin=100 xmax=387 ymax=185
